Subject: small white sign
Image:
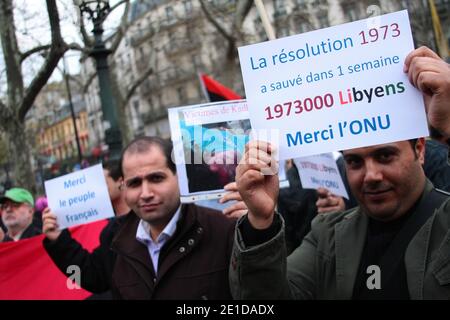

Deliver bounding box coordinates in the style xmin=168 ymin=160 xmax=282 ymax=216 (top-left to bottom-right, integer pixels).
xmin=294 ymin=153 xmax=349 ymax=199
xmin=44 ymin=164 xmax=115 ymax=229
xmin=238 ymin=10 xmax=428 ymax=160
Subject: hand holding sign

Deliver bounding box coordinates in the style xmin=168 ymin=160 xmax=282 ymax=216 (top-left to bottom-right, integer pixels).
xmin=238 ymin=10 xmax=429 ymax=160
xmin=42 ymin=208 xmax=61 ymax=241
xmin=404 ymin=46 xmax=450 ymax=137
xmin=236 ymin=141 xmax=279 ymax=229
xmin=44 ymin=164 xmax=115 ymax=229
xmin=316 ymin=187 xmax=346 ymax=214
xmin=219 ymin=182 xmax=248 ymax=219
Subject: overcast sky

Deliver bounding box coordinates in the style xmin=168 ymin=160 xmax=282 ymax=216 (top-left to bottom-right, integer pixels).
xmin=0 ymin=0 xmax=125 ymax=91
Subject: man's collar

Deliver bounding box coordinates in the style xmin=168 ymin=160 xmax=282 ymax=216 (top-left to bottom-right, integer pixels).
xmin=136 ymin=205 xmax=182 ymax=244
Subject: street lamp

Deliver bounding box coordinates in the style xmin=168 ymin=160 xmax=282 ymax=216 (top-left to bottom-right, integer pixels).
xmin=75 ymin=0 xmax=122 ymax=161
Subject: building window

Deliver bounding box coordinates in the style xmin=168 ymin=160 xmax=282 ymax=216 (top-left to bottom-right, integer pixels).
xmin=183 ymin=0 xmax=193 ymax=14
xmin=278 ymin=26 xmax=290 ymax=37
xmin=177 ymin=86 xmax=187 ymax=104
xmin=132 ymin=100 xmax=142 ymax=129
xmin=274 ymin=0 xmax=286 ymax=15
xmin=342 ymin=2 xmax=358 ymax=22
xmin=317 ymin=13 xmax=329 ymax=28
xmin=191 ymin=55 xmax=201 ymax=70
xmin=166 ymin=6 xmax=175 ymax=22
xmin=295 ymin=0 xmax=307 ymax=7
xmin=297 ymin=22 xmax=309 ymax=34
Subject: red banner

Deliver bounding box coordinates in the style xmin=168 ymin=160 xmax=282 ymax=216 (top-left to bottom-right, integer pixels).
xmin=0 ymin=219 xmax=108 ymax=300
xmin=200 ymin=73 xmax=242 ymax=101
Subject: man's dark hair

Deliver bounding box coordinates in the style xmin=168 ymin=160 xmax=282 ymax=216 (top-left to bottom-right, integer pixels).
xmin=119 ymin=136 xmax=176 ymax=176
xmin=429 ymin=126 xmax=444 ymax=140
xmin=103 ymin=159 xmax=122 ymax=181
xmin=408 ymin=138 xmax=419 ymax=159
xmin=408 ymin=138 xmax=418 ymax=149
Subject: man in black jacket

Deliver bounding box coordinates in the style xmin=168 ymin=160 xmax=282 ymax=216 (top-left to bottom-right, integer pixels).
xmin=43 ymin=136 xmax=240 ymax=299
xmin=42 ymin=160 xmax=130 ymax=296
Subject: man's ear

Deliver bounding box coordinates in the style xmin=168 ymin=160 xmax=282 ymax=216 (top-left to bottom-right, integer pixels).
xmin=28 ymin=205 xmax=34 ymax=217
xmin=416 ymin=137 xmax=426 ymax=165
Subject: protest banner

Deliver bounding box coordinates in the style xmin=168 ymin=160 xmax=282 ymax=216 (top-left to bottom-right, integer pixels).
xmin=293 ymin=152 xmax=349 ymax=199
xmin=44 ymin=163 xmax=115 ymax=229
xmin=238 ymin=10 xmax=428 ymax=160
xmin=0 ymin=219 xmax=107 ymax=300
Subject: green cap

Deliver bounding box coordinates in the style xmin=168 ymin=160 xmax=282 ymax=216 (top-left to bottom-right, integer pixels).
xmin=0 ymin=188 xmax=34 ymax=207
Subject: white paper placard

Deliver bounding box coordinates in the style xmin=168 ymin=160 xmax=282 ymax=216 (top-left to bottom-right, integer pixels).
xmin=294 ymin=153 xmax=349 ymax=199
xmin=238 ymin=10 xmax=428 ymax=160
xmin=44 ymin=163 xmax=115 ymax=229
xmin=168 ymin=100 xmax=287 ymax=203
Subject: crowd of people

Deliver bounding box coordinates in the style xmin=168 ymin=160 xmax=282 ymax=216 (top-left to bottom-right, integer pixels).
xmin=0 ymin=46 xmax=449 ymax=300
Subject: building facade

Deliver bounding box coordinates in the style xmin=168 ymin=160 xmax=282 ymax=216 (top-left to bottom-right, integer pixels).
xmin=80 ymin=0 xmax=448 ymax=148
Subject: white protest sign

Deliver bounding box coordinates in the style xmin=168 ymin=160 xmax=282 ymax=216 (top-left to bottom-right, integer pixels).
xmin=168 ymin=100 xmax=287 ymax=202
xmin=44 ymin=164 xmax=115 ymax=229
xmin=294 ymin=153 xmax=349 ymax=199
xmin=238 ymin=10 xmax=428 ymax=160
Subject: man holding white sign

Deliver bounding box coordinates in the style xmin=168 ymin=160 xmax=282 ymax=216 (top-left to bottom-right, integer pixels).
xmin=238 ymin=10 xmax=429 ymax=160
xmin=229 ymin=41 xmax=450 ymax=300
xmin=107 ymin=136 xmax=236 ymax=299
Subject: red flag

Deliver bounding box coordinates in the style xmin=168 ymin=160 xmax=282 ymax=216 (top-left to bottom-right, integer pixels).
xmin=0 ymin=219 xmax=108 ymax=300
xmin=200 ymin=73 xmax=242 ymax=102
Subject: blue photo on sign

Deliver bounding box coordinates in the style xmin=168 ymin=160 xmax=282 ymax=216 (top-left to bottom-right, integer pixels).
xmin=179 ymin=116 xmax=251 ymax=193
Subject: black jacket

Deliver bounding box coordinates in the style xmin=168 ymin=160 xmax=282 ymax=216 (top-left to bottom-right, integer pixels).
xmin=2 ymin=223 xmax=41 ymax=242
xmin=424 ymin=139 xmax=450 ymax=192
xmin=111 ymin=204 xmax=235 ymax=300
xmin=43 ymin=215 xmax=127 ymax=293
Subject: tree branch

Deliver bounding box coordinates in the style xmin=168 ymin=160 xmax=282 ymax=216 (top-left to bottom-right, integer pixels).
xmin=75 ymin=1 xmax=94 ymax=47
xmin=0 ymin=99 xmax=13 ymax=130
xmin=0 ymin=0 xmax=25 ymax=105
xmin=20 ymin=45 xmax=51 ymax=63
xmin=19 ymin=0 xmax=67 ymax=121
xmin=109 ymin=0 xmax=130 ymax=53
xmin=124 ymin=66 xmax=153 ymax=104
xmin=66 ymin=74 xmax=83 ymax=91
xmin=199 ymin=0 xmax=234 ymax=43
xmin=232 ymin=0 xmax=253 ymax=31
xmin=66 ymin=41 xmax=88 ymax=53
xmin=82 ymin=72 xmax=96 ymax=94
xmin=109 ymin=0 xmax=128 ymax=13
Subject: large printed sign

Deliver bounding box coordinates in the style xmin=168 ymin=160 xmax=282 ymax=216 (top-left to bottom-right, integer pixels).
xmin=238 ymin=10 xmax=428 ymax=160
xmin=44 ymin=164 xmax=115 ymax=229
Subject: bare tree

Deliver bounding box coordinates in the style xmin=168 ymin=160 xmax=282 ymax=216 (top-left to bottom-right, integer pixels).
xmin=199 ymin=0 xmax=253 ymax=87
xmin=0 ymin=0 xmax=81 ymax=192
xmin=76 ymin=0 xmax=154 ymax=145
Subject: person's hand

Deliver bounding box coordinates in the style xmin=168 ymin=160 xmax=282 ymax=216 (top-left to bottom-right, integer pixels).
xmin=235 ymin=141 xmax=279 ymax=229
xmin=42 ymin=207 xmax=62 ymax=241
xmin=316 ymin=187 xmax=346 ymax=214
xmin=0 ymin=227 xmax=4 ymax=242
xmin=219 ymin=182 xmax=248 ymax=219
xmin=404 ymin=46 xmax=450 ymax=137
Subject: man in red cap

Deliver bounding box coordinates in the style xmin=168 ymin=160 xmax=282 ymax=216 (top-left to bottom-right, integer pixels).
xmin=0 ymin=188 xmax=41 ymax=242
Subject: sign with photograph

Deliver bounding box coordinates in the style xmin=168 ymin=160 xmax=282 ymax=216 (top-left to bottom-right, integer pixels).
xmin=169 ymin=100 xmax=287 ymax=202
